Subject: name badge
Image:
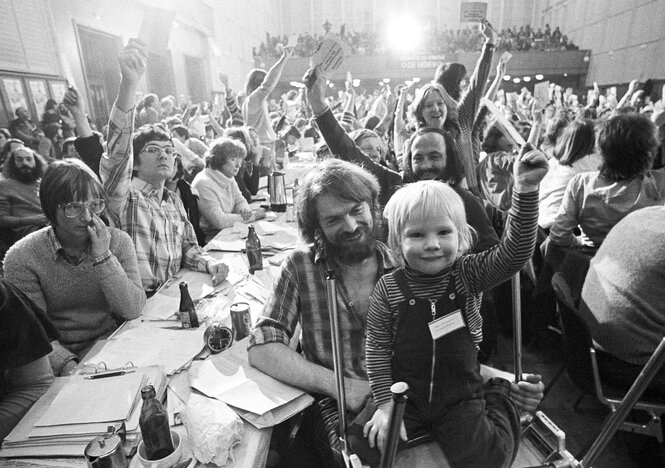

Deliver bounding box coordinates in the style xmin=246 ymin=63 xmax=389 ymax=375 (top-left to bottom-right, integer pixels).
xmin=428 ymin=309 xmax=465 ymax=340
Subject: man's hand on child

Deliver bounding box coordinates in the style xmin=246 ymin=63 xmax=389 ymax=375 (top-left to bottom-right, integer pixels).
xmin=363 ymin=404 xmax=407 ymax=453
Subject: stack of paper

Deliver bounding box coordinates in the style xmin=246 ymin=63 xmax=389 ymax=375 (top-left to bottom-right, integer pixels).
xmin=82 ymin=326 xmax=206 ymax=376
xmin=0 ymin=366 xmax=166 ymax=458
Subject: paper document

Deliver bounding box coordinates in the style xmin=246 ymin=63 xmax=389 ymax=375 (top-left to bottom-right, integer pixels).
xmin=36 ymin=372 xmax=145 ymax=426
xmin=83 ymin=326 xmax=205 ymax=375
xmin=311 ymin=34 xmax=349 ymax=77
xmin=189 ymin=340 xmax=313 ymax=423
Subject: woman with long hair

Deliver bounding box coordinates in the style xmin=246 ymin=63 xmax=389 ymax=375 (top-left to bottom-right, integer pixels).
xmin=538 ymin=119 xmax=600 ymax=230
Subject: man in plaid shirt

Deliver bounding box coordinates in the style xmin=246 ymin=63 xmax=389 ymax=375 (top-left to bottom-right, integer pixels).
xmin=101 ymin=39 xmax=228 ymax=292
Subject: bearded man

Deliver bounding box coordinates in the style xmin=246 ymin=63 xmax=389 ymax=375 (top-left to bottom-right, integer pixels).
xmin=0 ymin=147 xmax=48 ymax=240
xmin=248 ymin=159 xmax=543 ymax=467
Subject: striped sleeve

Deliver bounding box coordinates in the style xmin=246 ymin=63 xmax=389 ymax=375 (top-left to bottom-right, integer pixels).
xmin=458 ymin=189 xmax=539 ymax=295
xmin=366 ymin=276 xmax=399 ymax=407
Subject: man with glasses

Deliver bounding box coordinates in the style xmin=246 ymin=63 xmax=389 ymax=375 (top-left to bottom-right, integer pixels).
xmin=4 ymin=159 xmax=146 ymax=376
xmin=101 ymin=39 xmax=229 ymax=293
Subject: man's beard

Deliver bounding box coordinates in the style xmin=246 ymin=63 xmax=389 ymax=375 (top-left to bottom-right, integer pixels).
xmin=13 ymin=165 xmax=40 ymax=184
xmin=413 ymin=168 xmax=441 ymax=181
xmin=324 ymin=224 xmax=376 ymax=265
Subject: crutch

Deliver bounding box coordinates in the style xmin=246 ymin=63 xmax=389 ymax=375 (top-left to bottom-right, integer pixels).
xmin=380 ymin=382 xmax=410 ymax=468
xmin=326 ymin=270 xmax=362 ymax=468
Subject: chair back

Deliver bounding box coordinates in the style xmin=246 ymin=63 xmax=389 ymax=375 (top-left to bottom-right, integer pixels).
xmin=551 ymin=272 xmax=596 ymax=395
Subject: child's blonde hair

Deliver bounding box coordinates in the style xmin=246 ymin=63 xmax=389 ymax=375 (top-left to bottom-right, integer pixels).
xmin=384 ymin=180 xmax=475 ymax=263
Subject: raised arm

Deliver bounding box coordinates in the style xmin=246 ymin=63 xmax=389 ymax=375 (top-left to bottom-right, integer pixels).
xmin=100 ymin=39 xmax=146 ymax=224
xmin=458 ymin=20 xmax=497 ymax=131
xmin=304 ymin=67 xmax=402 ymax=202
xmin=256 ymin=47 xmax=294 ymax=97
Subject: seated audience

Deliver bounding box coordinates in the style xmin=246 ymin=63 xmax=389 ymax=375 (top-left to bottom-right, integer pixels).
xmin=4 ymin=159 xmax=146 ymax=376
xmin=165 ymin=156 xmax=206 ymax=246
xmin=0 ymin=147 xmax=48 ymax=240
xmin=548 ymin=114 xmax=665 ymax=249
xmin=579 ymin=206 xmax=665 ymax=397
xmin=192 ymin=138 xmax=265 ymax=241
xmin=0 ymin=279 xmax=58 ymax=441
xmin=100 ymin=39 xmax=228 ymax=292
xmin=9 ymin=107 xmax=41 ymax=149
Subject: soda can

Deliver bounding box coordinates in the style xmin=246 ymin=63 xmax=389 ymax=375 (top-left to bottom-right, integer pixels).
xmin=230 ymin=302 xmax=251 ymax=341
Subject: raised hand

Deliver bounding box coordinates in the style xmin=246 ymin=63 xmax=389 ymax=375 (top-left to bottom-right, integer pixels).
xmin=117 ymin=38 xmax=147 ymax=84
xmin=63 ymin=86 xmax=85 ymax=116
xmin=303 ymin=67 xmax=327 ymax=114
xmin=513 ymin=146 xmax=548 ymax=192
xmin=481 ymin=20 xmax=497 ymax=45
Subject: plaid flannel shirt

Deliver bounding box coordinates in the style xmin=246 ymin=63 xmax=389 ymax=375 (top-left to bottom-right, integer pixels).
xmin=249 ymin=241 xmax=398 ymax=380
xmin=100 ymin=104 xmax=214 ymax=291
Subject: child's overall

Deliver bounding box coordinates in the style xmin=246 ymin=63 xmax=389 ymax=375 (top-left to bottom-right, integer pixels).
xmin=391 ymin=268 xmax=520 ymax=468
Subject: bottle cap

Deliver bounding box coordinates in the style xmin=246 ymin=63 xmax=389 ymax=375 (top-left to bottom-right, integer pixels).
xmin=141 ymin=385 xmax=156 ymax=399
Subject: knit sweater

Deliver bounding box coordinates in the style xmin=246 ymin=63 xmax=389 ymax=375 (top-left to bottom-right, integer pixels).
xmin=580 ymin=206 xmax=665 ymax=366
xmin=4 ymin=227 xmax=145 ymax=374
xmin=192 ymin=167 xmax=250 ymax=241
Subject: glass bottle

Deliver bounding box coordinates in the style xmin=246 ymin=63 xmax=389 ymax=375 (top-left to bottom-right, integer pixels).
xmin=246 ymin=225 xmax=263 ymax=274
xmin=178 ymin=281 xmax=199 ymax=328
xmin=139 ymin=385 xmax=174 ymax=460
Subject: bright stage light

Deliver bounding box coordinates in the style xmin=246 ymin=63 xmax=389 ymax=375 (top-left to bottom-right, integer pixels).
xmin=352 ymin=79 xmax=361 ymax=87
xmin=535 ymin=74 xmax=544 ymax=80
xmin=385 ymin=16 xmax=422 ymax=52
xmin=412 ymin=77 xmax=421 ymax=83
xmin=523 ymin=76 xmax=531 ymax=82
xmin=503 ymin=75 xmax=511 ymax=81
xmin=513 ymin=77 xmax=521 ymax=83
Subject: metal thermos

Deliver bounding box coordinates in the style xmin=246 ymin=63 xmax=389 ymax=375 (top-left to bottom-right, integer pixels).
xmin=268 ymin=171 xmax=287 ymax=212
xmin=84 ymin=423 xmax=128 ymax=468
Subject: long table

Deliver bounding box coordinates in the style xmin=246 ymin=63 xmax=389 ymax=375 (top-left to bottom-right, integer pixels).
xmin=0 ymin=211 xmax=304 ymax=467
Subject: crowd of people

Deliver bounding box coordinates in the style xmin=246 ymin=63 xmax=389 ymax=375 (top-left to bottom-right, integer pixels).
xmin=255 ymin=22 xmax=577 ymax=61
xmin=1 ymin=17 xmax=664 ymax=468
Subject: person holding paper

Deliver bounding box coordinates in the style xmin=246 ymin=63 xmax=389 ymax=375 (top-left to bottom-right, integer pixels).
xmin=0 ymin=279 xmax=58 ymax=441
xmin=4 ymin=159 xmax=146 ymax=377
xmin=100 ymin=39 xmax=229 ymax=292
xmin=248 ymin=159 xmax=544 ymax=467
xmin=304 ymin=68 xmax=499 ymax=252
xmin=242 ymin=46 xmax=294 ymax=172
xmin=192 ymin=137 xmax=265 ymax=242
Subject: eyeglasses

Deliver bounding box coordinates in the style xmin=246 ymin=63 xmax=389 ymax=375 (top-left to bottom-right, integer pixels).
xmin=60 ymin=199 xmax=106 ymax=218
xmin=141 ymin=145 xmax=177 ymax=157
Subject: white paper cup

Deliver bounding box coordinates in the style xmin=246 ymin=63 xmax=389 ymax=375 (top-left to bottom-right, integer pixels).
xmin=137 ymin=430 xmax=182 ymax=468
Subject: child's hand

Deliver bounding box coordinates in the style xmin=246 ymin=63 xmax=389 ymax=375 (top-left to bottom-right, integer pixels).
xmin=513 ymin=147 xmax=548 ymax=192
xmin=363 ymin=404 xmax=407 ymax=453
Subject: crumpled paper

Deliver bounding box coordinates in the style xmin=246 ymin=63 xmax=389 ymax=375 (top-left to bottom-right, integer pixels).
xmin=181 ymin=393 xmax=244 ymax=466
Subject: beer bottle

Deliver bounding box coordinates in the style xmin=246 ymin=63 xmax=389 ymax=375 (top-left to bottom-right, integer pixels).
xmin=139 ymin=385 xmax=174 ymax=460
xmin=246 ymin=225 xmax=263 ymax=274
xmin=178 ymin=281 xmax=199 ymax=328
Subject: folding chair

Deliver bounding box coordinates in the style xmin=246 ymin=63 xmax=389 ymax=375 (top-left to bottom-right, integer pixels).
xmin=552 ymin=272 xmax=665 ymax=442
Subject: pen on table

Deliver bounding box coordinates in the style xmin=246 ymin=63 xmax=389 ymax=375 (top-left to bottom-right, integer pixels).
xmin=85 ymin=369 xmax=136 ymax=380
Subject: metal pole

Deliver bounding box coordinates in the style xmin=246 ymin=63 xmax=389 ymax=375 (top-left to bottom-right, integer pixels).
xmin=581 ymin=337 xmax=665 ymax=468
xmin=380 ymin=382 xmax=409 ymax=468
xmin=512 ymin=273 xmax=523 ymax=383
xmin=326 ymin=269 xmax=349 ymax=456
